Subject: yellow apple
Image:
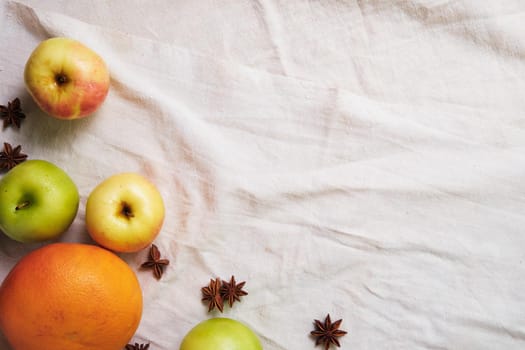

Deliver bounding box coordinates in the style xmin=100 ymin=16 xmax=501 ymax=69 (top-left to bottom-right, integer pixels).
xmin=24 ymin=37 xmax=110 ymax=119
xmin=85 ymin=173 xmax=165 ymax=253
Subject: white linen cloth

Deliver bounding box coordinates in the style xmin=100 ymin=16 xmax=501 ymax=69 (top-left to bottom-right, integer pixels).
xmin=1 ymin=1 xmax=525 ymax=349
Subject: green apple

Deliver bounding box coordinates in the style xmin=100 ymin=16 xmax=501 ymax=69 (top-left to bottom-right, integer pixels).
xmin=0 ymin=160 xmax=79 ymax=242
xmin=180 ymin=318 xmax=263 ymax=350
xmin=24 ymin=37 xmax=110 ymax=119
xmin=85 ymin=173 xmax=165 ymax=253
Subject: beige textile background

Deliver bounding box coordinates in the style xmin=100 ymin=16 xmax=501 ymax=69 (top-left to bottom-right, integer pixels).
xmin=1 ymin=1 xmax=525 ymax=349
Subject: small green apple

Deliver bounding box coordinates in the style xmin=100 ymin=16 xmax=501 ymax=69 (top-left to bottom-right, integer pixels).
xmin=85 ymin=173 xmax=165 ymax=253
xmin=0 ymin=160 xmax=79 ymax=243
xmin=180 ymin=318 xmax=262 ymax=350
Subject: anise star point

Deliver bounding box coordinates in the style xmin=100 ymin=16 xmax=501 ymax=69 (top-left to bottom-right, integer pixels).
xmin=0 ymin=97 xmax=26 ymax=129
xmin=220 ymin=275 xmax=248 ymax=308
xmin=310 ymin=314 xmax=347 ymax=350
xmin=125 ymin=343 xmax=150 ymax=350
xmin=140 ymin=244 xmax=169 ymax=280
xmin=0 ymin=142 xmax=28 ymax=172
xmin=201 ymin=277 xmax=224 ymax=312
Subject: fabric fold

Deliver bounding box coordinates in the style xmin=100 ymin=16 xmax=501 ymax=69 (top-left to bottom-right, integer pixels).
xmin=0 ymin=1 xmax=525 ymax=349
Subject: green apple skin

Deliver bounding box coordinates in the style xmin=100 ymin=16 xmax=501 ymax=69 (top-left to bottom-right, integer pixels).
xmin=0 ymin=160 xmax=79 ymax=243
xmin=180 ymin=318 xmax=263 ymax=350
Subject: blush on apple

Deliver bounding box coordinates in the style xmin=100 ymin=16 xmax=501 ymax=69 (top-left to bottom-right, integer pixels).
xmin=24 ymin=37 xmax=110 ymax=120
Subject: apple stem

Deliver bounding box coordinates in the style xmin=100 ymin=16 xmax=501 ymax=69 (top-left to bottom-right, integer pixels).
xmin=55 ymin=73 xmax=69 ymax=86
xmin=121 ymin=202 xmax=134 ymax=219
xmin=15 ymin=201 xmax=30 ymax=210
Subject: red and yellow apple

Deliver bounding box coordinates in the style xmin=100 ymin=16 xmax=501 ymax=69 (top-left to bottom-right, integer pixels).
xmin=24 ymin=37 xmax=110 ymax=119
xmin=85 ymin=173 xmax=165 ymax=253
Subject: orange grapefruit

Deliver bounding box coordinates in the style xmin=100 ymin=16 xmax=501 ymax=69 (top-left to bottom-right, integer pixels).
xmin=0 ymin=243 xmax=143 ymax=350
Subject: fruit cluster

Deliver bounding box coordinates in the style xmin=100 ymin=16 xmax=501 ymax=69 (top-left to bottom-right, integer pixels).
xmin=0 ymin=37 xmax=262 ymax=350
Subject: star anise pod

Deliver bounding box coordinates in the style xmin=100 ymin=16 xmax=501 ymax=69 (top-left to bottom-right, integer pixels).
xmin=310 ymin=314 xmax=347 ymax=350
xmin=125 ymin=343 xmax=150 ymax=350
xmin=220 ymin=275 xmax=248 ymax=307
xmin=0 ymin=98 xmax=26 ymax=129
xmin=0 ymin=142 xmax=28 ymax=171
xmin=201 ymin=277 xmax=224 ymax=312
xmin=140 ymin=244 xmax=169 ymax=280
